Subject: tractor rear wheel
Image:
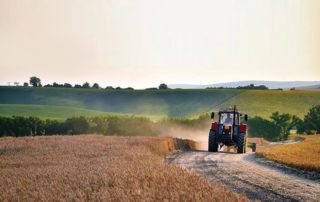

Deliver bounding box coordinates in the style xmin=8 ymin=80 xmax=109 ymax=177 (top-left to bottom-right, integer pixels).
xmin=237 ymin=133 xmax=246 ymax=154
xmin=208 ymin=130 xmax=218 ymax=152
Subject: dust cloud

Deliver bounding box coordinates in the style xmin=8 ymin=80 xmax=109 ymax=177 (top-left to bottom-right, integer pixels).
xmin=158 ymin=125 xmax=209 ymax=150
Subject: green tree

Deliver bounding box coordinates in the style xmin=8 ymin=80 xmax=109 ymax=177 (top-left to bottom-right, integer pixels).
xmin=92 ymin=83 xmax=100 ymax=89
xmin=11 ymin=116 xmax=30 ymax=136
xmin=52 ymin=82 xmax=59 ymax=87
xmin=29 ymin=76 xmax=41 ymax=87
xmin=159 ymin=83 xmax=169 ymax=89
xmin=270 ymin=112 xmax=292 ymax=140
xmin=247 ymin=117 xmax=281 ymax=141
xmin=44 ymin=119 xmax=66 ymax=135
xmin=65 ymin=117 xmax=89 ymax=134
xmin=27 ymin=117 xmax=44 ymax=136
xmin=291 ymin=115 xmax=304 ymax=134
xmin=105 ymin=86 xmax=114 ymax=90
xmin=304 ymin=105 xmax=320 ymax=134
xmin=0 ymin=117 xmax=12 ymax=137
xmin=88 ymin=117 xmax=109 ymax=134
xmin=63 ymin=83 xmax=72 ymax=88
xmin=82 ymin=82 xmax=90 ymax=88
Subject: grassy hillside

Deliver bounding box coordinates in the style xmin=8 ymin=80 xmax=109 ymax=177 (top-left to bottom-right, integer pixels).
xmin=0 ymin=104 xmax=120 ymax=120
xmin=0 ymin=87 xmax=320 ymax=119
xmin=0 ymin=87 xmax=241 ymax=118
xmin=214 ymin=90 xmax=320 ymax=118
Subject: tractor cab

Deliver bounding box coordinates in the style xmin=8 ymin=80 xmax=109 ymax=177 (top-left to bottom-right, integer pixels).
xmin=219 ymin=110 xmax=239 ymax=125
xmin=209 ymin=106 xmax=248 ymax=153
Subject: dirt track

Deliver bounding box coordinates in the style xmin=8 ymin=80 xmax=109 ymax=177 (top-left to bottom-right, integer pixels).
xmin=167 ymin=150 xmax=320 ymax=202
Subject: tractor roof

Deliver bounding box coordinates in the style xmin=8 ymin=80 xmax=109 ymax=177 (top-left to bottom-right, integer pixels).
xmin=219 ymin=110 xmax=240 ymax=113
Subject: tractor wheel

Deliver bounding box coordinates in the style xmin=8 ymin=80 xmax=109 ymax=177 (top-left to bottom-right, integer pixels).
xmin=237 ymin=133 xmax=246 ymax=154
xmin=208 ymin=130 xmax=218 ymax=152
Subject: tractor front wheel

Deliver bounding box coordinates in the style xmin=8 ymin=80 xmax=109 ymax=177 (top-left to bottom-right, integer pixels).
xmin=237 ymin=133 xmax=246 ymax=154
xmin=208 ymin=130 xmax=218 ymax=152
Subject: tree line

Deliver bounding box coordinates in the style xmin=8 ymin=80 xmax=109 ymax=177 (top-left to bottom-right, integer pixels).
xmin=22 ymin=76 xmax=170 ymax=90
xmin=206 ymin=84 xmax=268 ymax=90
xmin=18 ymin=77 xmax=278 ymax=91
xmin=0 ymin=116 xmax=158 ymax=137
xmin=248 ymin=105 xmax=320 ymax=141
xmin=0 ymin=105 xmax=319 ymax=139
xmin=0 ymin=114 xmax=207 ymax=137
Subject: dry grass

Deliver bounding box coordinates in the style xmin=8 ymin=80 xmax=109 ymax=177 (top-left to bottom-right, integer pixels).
xmin=0 ymin=135 xmax=247 ymax=201
xmin=256 ymin=135 xmax=320 ymax=171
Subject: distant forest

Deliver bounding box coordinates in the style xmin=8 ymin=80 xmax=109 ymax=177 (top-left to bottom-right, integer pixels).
xmin=18 ymin=76 xmax=171 ymax=90
xmin=206 ymin=84 xmax=269 ymax=90
xmin=12 ymin=76 xmax=272 ymax=90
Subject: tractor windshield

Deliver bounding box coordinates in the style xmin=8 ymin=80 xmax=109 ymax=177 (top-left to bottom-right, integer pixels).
xmin=219 ymin=113 xmax=239 ymax=125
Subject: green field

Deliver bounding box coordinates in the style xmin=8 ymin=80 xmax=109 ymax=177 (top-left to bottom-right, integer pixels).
xmin=0 ymin=87 xmax=319 ymax=119
xmin=0 ymin=104 xmax=120 ymax=120
xmin=0 ymin=87 xmax=241 ymax=118
xmin=213 ymin=90 xmax=320 ymax=118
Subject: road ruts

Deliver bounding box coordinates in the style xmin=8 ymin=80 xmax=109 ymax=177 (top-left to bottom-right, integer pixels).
xmin=167 ymin=151 xmax=320 ymax=202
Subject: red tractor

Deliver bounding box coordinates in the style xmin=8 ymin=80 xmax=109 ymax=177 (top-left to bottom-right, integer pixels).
xmin=208 ymin=106 xmax=248 ymax=153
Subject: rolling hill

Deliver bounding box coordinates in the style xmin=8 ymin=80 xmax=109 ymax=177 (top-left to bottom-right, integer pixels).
xmin=212 ymin=90 xmax=320 ymax=118
xmin=0 ymin=87 xmax=319 ymax=119
xmin=0 ymin=87 xmax=241 ymax=118
xmin=0 ymin=104 xmax=120 ymax=120
xmin=169 ymin=80 xmax=320 ymax=89
xmin=295 ymin=84 xmax=320 ymax=91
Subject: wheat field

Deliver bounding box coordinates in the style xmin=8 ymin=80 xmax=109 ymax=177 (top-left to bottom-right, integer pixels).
xmin=0 ymin=135 xmax=247 ymax=201
xmin=256 ymin=135 xmax=320 ymax=171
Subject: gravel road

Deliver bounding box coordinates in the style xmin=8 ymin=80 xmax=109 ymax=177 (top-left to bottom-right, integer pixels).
xmin=167 ymin=150 xmax=320 ymax=202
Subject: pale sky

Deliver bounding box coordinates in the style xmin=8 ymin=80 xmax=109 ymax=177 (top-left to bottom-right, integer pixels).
xmin=0 ymin=0 xmax=319 ymax=88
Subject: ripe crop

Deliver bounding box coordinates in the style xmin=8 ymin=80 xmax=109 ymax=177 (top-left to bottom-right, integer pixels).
xmin=0 ymin=135 xmax=247 ymax=201
xmin=256 ymin=135 xmax=320 ymax=171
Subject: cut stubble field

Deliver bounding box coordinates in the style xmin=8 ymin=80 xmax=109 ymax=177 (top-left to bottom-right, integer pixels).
xmin=0 ymin=135 xmax=248 ymax=201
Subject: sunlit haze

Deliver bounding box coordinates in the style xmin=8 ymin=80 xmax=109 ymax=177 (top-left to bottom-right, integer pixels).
xmin=0 ymin=0 xmax=319 ymax=88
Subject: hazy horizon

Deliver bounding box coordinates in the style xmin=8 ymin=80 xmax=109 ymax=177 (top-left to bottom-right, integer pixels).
xmin=1 ymin=0 xmax=320 ymax=88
